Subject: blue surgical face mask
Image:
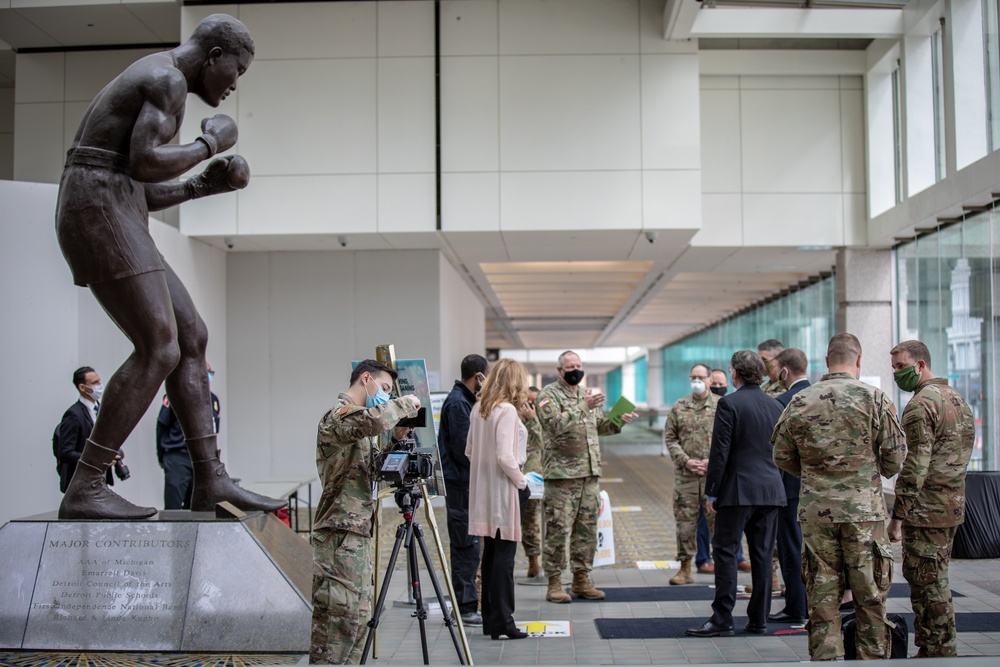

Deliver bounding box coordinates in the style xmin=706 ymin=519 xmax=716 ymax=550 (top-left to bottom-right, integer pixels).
xmin=365 ymin=375 xmax=391 ymax=408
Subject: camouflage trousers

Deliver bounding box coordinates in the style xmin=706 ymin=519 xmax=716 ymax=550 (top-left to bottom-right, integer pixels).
xmin=801 ymin=521 xmax=892 ymax=661
xmin=543 ymin=476 xmax=599 ymax=577
xmin=674 ymin=471 xmax=713 ymax=561
xmin=521 ymin=498 xmax=543 ymax=558
xmin=310 ymin=528 xmax=374 ymax=664
xmin=903 ymin=525 xmax=958 ymax=657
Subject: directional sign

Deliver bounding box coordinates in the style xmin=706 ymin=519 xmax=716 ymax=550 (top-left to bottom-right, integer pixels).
xmin=515 ymin=620 xmax=571 ymax=637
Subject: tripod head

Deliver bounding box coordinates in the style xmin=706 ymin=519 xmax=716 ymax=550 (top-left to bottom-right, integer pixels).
xmin=392 ymin=483 xmax=423 ymax=521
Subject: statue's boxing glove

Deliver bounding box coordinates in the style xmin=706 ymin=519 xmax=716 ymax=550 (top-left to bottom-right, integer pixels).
xmin=197 ymin=114 xmax=238 ymax=156
xmin=187 ymin=155 xmax=250 ymax=199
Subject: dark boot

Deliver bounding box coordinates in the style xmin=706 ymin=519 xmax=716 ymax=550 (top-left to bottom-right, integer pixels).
xmin=58 ymin=439 xmax=157 ymax=520
xmin=188 ymin=435 xmax=286 ymax=512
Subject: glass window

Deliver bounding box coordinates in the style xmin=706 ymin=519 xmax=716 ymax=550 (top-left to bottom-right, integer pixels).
xmin=931 ymin=23 xmax=947 ymax=181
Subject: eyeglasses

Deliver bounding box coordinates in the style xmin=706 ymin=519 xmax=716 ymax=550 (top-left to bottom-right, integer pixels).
xmin=689 ymin=375 xmax=709 ymax=381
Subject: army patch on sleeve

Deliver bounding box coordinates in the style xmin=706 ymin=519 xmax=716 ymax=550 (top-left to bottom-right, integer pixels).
xmin=538 ymin=398 xmax=551 ymax=408
xmin=336 ymin=405 xmax=351 ymax=416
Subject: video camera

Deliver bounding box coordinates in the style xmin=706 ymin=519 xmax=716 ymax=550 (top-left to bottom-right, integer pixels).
xmin=379 ymin=450 xmax=435 ymax=485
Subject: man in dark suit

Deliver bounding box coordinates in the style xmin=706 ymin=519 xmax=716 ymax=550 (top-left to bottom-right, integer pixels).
xmin=687 ymin=350 xmax=786 ymax=637
xmin=768 ymin=348 xmax=811 ymax=624
xmin=54 ymin=366 xmax=117 ymax=493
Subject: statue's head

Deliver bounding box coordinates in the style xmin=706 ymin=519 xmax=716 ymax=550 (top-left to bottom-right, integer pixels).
xmin=189 ymin=14 xmax=254 ymax=107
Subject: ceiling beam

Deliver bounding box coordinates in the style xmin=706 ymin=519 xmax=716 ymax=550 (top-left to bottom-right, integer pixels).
xmin=663 ymin=0 xmax=702 ymax=42
xmin=690 ymin=8 xmax=904 ymax=39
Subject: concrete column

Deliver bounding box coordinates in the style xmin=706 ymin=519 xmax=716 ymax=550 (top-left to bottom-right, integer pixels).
xmin=646 ymin=350 xmax=663 ymax=409
xmin=836 ymin=248 xmax=894 ymax=390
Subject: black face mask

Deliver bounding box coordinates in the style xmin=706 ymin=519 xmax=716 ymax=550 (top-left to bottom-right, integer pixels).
xmin=562 ymin=369 xmax=585 ymax=386
xmin=710 ymin=386 xmax=728 ymax=397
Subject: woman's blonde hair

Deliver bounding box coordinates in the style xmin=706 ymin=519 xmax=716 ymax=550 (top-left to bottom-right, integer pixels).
xmin=477 ymin=358 xmax=529 ymax=419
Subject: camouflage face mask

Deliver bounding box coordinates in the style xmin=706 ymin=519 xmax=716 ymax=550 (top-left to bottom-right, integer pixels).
xmin=893 ymin=365 xmax=920 ymax=393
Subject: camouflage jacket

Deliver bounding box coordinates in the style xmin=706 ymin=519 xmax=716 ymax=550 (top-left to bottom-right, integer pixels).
xmin=536 ymin=381 xmax=620 ymax=479
xmin=313 ymin=393 xmax=420 ymax=536
xmin=892 ymin=378 xmax=975 ymax=527
xmin=523 ymin=415 xmax=543 ymax=475
xmin=771 ymin=372 xmax=907 ymax=524
xmin=664 ymin=392 xmax=719 ymax=472
xmin=762 ymin=379 xmax=785 ymax=398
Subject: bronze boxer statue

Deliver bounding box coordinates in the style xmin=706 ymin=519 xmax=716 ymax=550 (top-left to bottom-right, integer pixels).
xmin=55 ymin=14 xmax=283 ymax=519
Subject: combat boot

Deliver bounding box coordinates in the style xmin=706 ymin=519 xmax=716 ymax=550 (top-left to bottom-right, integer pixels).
xmin=546 ymin=575 xmax=571 ymax=603
xmin=527 ymin=555 xmax=541 ymax=579
xmin=571 ymin=571 xmax=605 ymax=599
xmin=59 ymin=439 xmax=157 ymax=520
xmin=188 ymin=435 xmax=286 ymax=512
xmin=669 ymin=559 xmax=694 ymax=585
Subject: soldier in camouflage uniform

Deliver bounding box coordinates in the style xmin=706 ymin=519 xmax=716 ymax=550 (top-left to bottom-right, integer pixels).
xmin=519 ymin=387 xmax=544 ymax=578
xmin=887 ymin=340 xmax=975 ymax=658
xmin=310 ymin=360 xmax=420 ymax=664
xmin=772 ymin=333 xmax=906 ymax=661
xmin=758 ymin=339 xmax=787 ymax=399
xmin=536 ymin=350 xmax=636 ymax=603
xmin=664 ymin=363 xmax=719 ymax=585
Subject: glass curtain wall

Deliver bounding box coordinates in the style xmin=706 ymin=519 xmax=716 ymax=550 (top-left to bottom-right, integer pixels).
xmin=660 ymin=275 xmax=836 ymax=406
xmin=896 ymin=207 xmax=1000 ymax=471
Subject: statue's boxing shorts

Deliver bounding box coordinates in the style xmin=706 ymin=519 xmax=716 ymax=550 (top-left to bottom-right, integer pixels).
xmin=56 ymin=146 xmax=164 ymax=287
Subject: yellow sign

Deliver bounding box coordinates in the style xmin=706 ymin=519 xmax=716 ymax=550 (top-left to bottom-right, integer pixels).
xmin=636 ymin=560 xmax=681 ymax=570
xmin=515 ymin=620 xmax=571 ymax=637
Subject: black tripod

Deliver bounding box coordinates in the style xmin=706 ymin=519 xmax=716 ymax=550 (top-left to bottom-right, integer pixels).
xmin=360 ymin=484 xmax=466 ymax=665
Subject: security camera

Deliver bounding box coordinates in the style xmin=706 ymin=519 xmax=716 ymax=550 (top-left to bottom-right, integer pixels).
xmin=644 ymin=231 xmax=658 ymax=244
xmin=337 ymin=235 xmax=349 ymax=248
xmin=224 ymin=237 xmax=235 ymax=250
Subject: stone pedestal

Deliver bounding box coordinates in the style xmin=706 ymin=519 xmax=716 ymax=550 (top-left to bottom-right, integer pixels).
xmin=0 ymin=510 xmax=311 ymax=652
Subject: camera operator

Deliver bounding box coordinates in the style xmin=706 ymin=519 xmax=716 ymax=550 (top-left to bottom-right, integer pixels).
xmin=310 ymin=359 xmax=420 ymax=665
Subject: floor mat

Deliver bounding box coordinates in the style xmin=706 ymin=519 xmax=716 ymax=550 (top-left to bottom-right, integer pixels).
xmin=594 ymin=612 xmax=995 ymax=640
xmin=0 ymin=654 xmax=301 ymax=667
xmin=575 ymin=581 xmax=957 ymax=603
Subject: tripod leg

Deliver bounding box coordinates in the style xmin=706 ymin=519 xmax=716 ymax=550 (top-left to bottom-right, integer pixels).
xmin=408 ymin=533 xmax=431 ymax=665
xmin=360 ymin=524 xmax=406 ymax=665
xmin=413 ymin=523 xmax=469 ymax=665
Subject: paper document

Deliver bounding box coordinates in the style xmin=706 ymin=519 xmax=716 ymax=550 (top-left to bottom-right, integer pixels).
xmin=606 ymin=396 xmax=636 ymax=427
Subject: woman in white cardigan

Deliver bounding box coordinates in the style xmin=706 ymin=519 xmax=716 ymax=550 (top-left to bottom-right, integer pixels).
xmin=465 ymin=357 xmax=530 ymax=640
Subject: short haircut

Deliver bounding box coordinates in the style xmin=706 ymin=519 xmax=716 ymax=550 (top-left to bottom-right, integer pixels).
xmin=890 ymin=340 xmax=932 ymax=369
xmin=775 ymin=348 xmax=808 ymax=376
xmin=827 ymin=333 xmax=863 ymax=365
xmin=730 ymin=350 xmax=766 ymax=386
xmin=558 ymin=350 xmax=580 ymax=367
xmin=529 ymin=386 xmax=540 ymax=393
xmin=350 ymin=359 xmax=398 ymax=387
xmin=73 ymin=366 xmax=95 ymax=388
xmin=690 ymin=363 xmax=710 ymax=376
xmin=461 ymin=354 xmax=489 ymax=381
xmin=757 ymin=339 xmax=784 ymax=355
xmin=192 ymin=14 xmax=255 ymax=57
xmin=711 ymin=368 xmax=726 ymax=376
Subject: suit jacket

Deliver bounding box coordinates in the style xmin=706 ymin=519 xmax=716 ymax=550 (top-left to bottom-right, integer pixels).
xmin=705 ymin=384 xmax=785 ymax=508
xmin=775 ymin=378 xmax=810 ymax=500
xmin=54 ymin=401 xmax=112 ymax=492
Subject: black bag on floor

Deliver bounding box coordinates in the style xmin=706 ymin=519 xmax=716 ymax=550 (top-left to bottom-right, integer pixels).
xmin=842 ymin=612 xmax=908 ymax=659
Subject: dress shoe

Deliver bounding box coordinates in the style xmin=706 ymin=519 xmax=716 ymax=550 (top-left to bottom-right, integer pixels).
xmin=491 ymin=624 xmax=528 ymax=640
xmin=685 ymin=620 xmax=735 ymax=637
xmin=744 ymin=623 xmax=767 ymax=635
xmin=697 ymin=562 xmax=715 ymax=574
xmin=768 ymin=611 xmax=806 ymax=624
xmin=737 ymin=560 xmax=752 ymax=572
xmin=460 ymin=611 xmax=483 ymax=626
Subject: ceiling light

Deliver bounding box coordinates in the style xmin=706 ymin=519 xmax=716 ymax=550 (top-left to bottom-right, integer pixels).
xmin=796 ymin=245 xmax=833 ymax=251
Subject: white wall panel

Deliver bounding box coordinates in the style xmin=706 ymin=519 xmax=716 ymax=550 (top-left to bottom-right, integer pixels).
xmin=238 ymin=59 xmax=377 ymax=176
xmin=866 ymin=70 xmax=896 ymax=217
xmin=840 ymin=88 xmax=866 ymax=193
xmin=64 ymin=49 xmax=156 ymax=102
xmin=743 ymin=193 xmax=843 ymax=246
xmin=377 ymin=58 xmax=435 ymax=173
xmin=14 ymin=52 xmax=62 ymax=103
xmin=13 ymin=102 xmax=63 ymax=183
xmin=741 ymin=88 xmax=843 ymax=194
xmin=237 ymin=175 xmax=377 ymax=234
xmin=701 ymin=75 xmax=739 ymax=90
xmin=378 ymin=173 xmax=436 ymax=232
xmin=62 ymin=101 xmax=87 ymax=154
xmin=642 ymin=170 xmax=701 ymax=230
xmin=738 ymin=75 xmax=840 ymax=90
xmin=843 ymin=193 xmax=867 ymax=246
xmin=840 ymin=75 xmax=863 ymax=90
xmin=378 ymin=0 xmax=435 ymax=57
xmin=239 ymin=2 xmax=377 ymax=60
xmin=904 ymin=34 xmax=936 ymax=195
xmin=499 ymin=55 xmax=641 ymax=171
xmin=441 ymin=0 xmax=498 ymax=56
xmin=700 ymin=88 xmax=741 ymax=193
xmin=441 ymin=56 xmax=499 ymax=172
xmin=439 ymin=257 xmax=487 ymax=383
xmin=441 ymin=172 xmax=500 ymax=231
xmin=951 ymin=0 xmax=989 ymax=170
xmin=692 ymin=193 xmax=743 ymax=246
xmin=501 ymin=171 xmax=642 ymax=230
xmin=499 ymin=0 xmax=639 ymax=55
xmin=641 ymin=54 xmax=700 ymax=170
xmin=181 ymin=188 xmax=238 ymax=237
